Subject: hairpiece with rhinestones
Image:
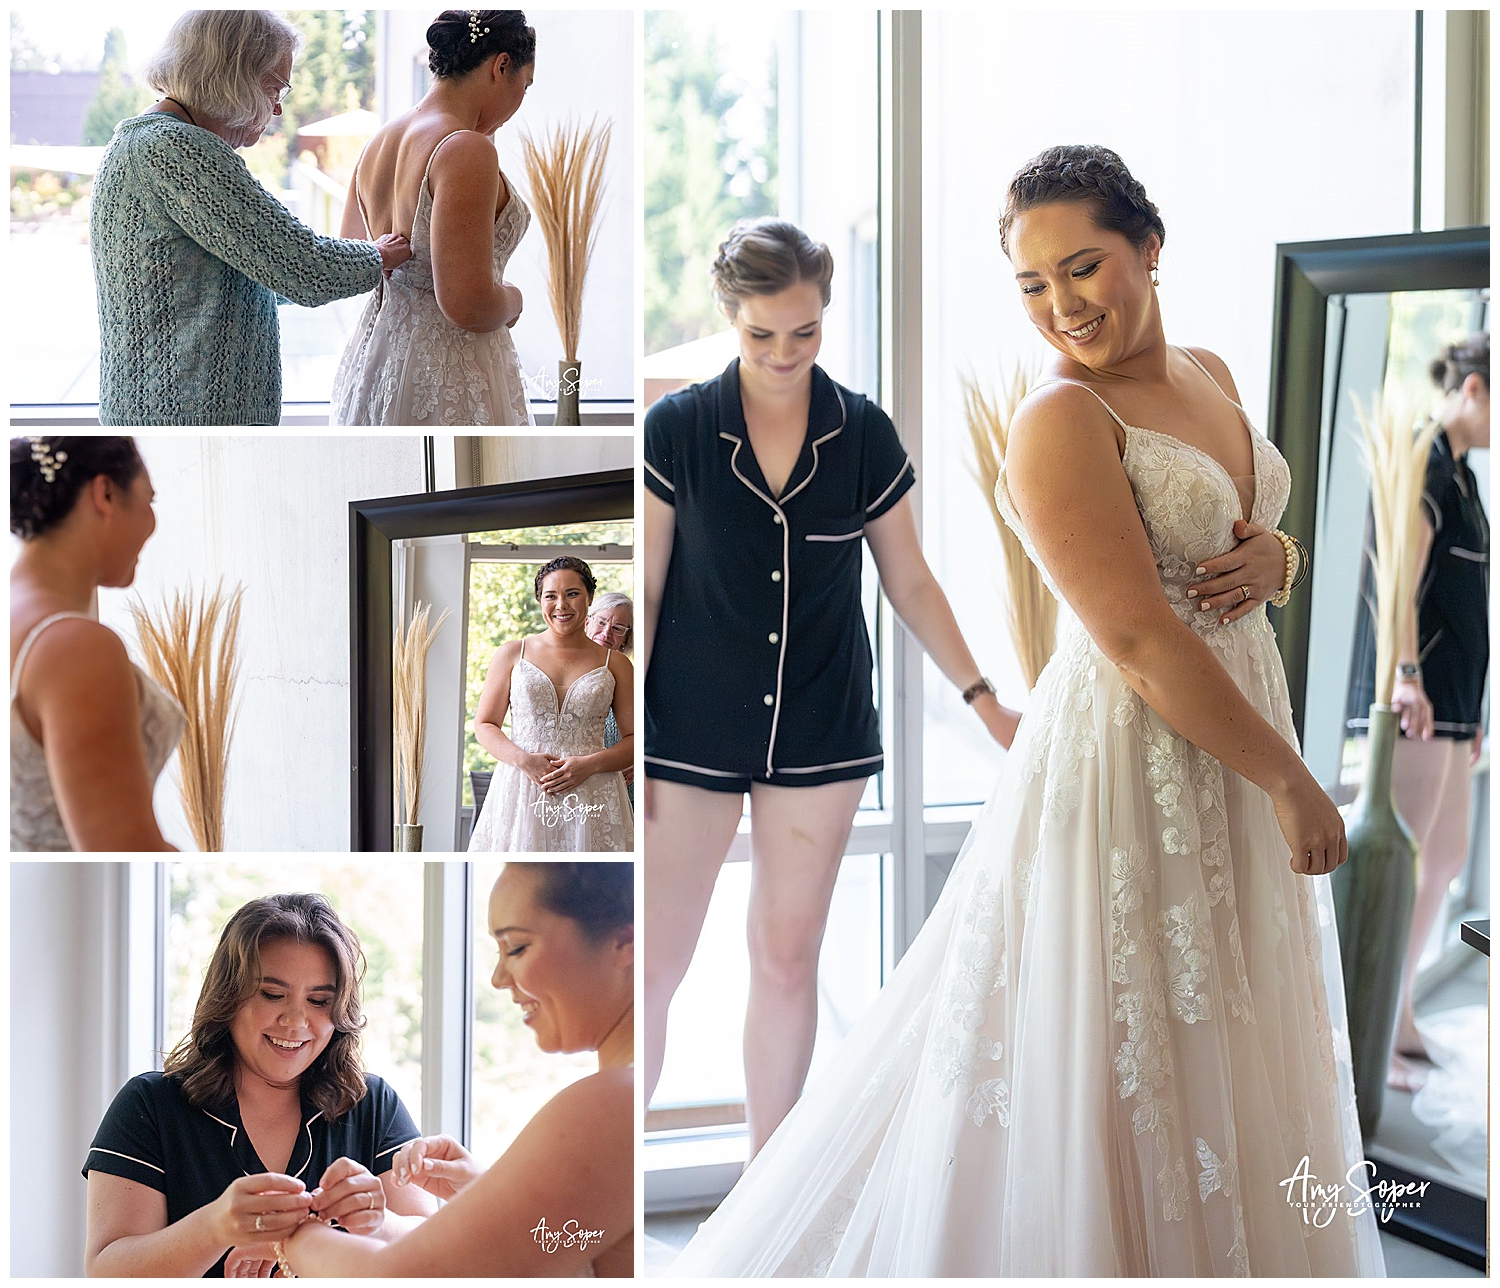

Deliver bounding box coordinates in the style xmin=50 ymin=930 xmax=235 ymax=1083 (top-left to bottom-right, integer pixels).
xmin=29 ymin=437 xmax=68 ymax=484
xmin=468 ymin=11 xmax=490 ymax=43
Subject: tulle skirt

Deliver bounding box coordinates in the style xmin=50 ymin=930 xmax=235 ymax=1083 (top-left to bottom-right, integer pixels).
xmin=467 ymin=762 xmax=632 ymax=854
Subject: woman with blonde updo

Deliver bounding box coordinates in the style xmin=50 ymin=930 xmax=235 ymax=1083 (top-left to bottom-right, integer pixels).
xmin=642 ymin=218 xmax=1023 ymax=1154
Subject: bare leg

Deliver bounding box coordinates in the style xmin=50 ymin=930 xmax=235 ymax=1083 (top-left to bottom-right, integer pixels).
xmin=644 ymin=779 xmax=745 ymax=1105
xmin=742 ymin=777 xmax=867 ymax=1156
xmin=1387 ymin=737 xmax=1473 ymax=1090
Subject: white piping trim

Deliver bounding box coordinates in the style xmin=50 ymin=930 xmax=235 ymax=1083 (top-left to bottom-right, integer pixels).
xmin=805 ymin=529 xmax=864 ymax=543
xmin=1449 ymin=547 xmax=1487 ymax=561
xmin=1422 ymin=491 xmax=1444 ymax=534
xmin=775 ymin=754 xmax=884 ymax=774
xmin=644 ymin=460 xmax=675 ymax=493
xmin=865 ymin=457 xmax=913 ymax=515
xmin=778 ymin=383 xmax=847 ymax=505
xmin=204 ymin=1110 xmax=238 ymax=1146
xmin=87 ymin=1147 xmax=166 ymax=1175
xmin=644 ymin=756 xmax=745 ymax=778
xmin=720 ymin=431 xmax=792 ymax=775
xmin=376 ymin=1136 xmax=420 ymax=1160
xmin=291 ymin=1112 xmax=323 ymax=1180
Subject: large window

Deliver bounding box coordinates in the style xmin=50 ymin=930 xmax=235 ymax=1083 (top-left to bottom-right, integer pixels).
xmin=10 ymin=9 xmax=634 ymax=418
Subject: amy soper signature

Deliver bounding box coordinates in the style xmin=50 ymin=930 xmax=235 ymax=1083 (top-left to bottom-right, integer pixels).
xmin=531 ymin=1216 xmax=605 ymax=1253
xmin=526 ymin=366 xmax=607 ymax=397
xmin=1280 ymin=1156 xmax=1430 ymax=1225
xmin=530 ymin=794 xmax=608 ymax=826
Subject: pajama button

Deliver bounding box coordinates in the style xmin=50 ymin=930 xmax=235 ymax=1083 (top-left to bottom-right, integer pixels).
xmin=771 ymin=570 xmax=782 ymax=582
xmin=768 ymin=632 xmax=779 ymax=643
xmin=763 ymin=694 xmax=774 ymax=706
xmin=773 ymin=514 xmax=782 ymax=524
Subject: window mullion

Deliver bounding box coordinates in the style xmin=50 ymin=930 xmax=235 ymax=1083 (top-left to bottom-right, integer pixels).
xmin=420 ymin=861 xmax=473 ymax=1142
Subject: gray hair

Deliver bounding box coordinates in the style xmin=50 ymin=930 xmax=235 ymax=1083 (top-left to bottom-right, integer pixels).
xmin=588 ymin=591 xmax=634 ymax=653
xmin=144 ymin=11 xmax=303 ymax=132
xmin=710 ymin=218 xmax=834 ymax=316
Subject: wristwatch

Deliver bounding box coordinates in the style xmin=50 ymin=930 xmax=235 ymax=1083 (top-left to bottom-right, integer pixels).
xmin=1397 ymin=662 xmax=1421 ymax=681
xmin=962 ymin=677 xmax=996 ymax=705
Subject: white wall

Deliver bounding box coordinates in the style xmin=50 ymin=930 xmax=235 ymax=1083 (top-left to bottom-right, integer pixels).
xmin=10 ymin=863 xmax=139 ymax=1278
xmin=98 ymin=436 xmax=425 ymax=851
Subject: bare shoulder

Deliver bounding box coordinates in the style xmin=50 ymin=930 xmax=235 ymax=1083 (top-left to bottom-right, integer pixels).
xmin=532 ymin=1067 xmax=633 ymax=1135
xmin=489 ymin=638 xmax=524 ymax=667
xmin=1182 ymin=346 xmax=1244 ymax=403
xmin=22 ymin=617 xmax=132 ymax=688
xmin=1010 ymin=379 xmax=1125 ymax=465
xmin=426 ymin=129 xmax=500 ymax=189
xmin=606 ymin=649 xmax=633 ymax=680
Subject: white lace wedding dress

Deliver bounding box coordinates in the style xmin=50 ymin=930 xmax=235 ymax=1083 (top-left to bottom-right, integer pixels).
xmin=331 ymin=131 xmax=534 ymax=426
xmin=670 ymin=354 xmax=1385 ymax=1276
xmin=468 ymin=641 xmax=632 ymax=853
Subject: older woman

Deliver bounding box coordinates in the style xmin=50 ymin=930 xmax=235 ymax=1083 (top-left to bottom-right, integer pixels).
xmin=588 ymin=590 xmax=635 ymax=792
xmin=90 ymin=10 xmax=411 ymax=425
xmin=83 ymin=893 xmax=434 ymax=1277
xmin=279 ymin=862 xmax=633 ymax=1277
xmin=11 ymin=436 xmax=180 ymax=851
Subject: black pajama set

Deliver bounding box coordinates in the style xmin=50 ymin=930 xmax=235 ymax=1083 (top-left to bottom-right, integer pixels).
xmin=644 ymin=359 xmax=914 ymax=792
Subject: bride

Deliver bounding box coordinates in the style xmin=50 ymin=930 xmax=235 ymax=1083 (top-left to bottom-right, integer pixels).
xmin=669 ymin=146 xmax=1384 ymax=1276
xmin=331 ymin=10 xmax=536 ymax=426
xmin=468 ymin=556 xmax=633 ymax=852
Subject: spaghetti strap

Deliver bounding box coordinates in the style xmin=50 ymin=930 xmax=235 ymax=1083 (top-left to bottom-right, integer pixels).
xmin=421 ymin=130 xmax=471 ymax=195
xmin=519 ymin=637 xmax=526 ymax=662
xmin=1176 ymin=346 xmax=1243 ymax=408
xmin=605 ymin=648 xmax=612 ymax=666
xmin=1030 ymin=376 xmax=1131 ymax=433
xmin=11 ymin=611 xmax=92 ymax=699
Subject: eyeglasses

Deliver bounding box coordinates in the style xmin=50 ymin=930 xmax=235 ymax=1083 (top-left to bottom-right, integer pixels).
xmin=591 ymin=620 xmax=631 ymax=641
xmin=268 ymin=75 xmax=292 ymax=104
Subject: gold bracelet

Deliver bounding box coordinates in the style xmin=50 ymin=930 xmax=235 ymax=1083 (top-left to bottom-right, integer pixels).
xmin=1268 ymin=528 xmax=1298 ymax=607
xmin=1288 ymin=534 xmax=1310 ymax=589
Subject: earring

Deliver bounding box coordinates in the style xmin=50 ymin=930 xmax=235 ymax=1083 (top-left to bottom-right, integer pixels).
xmin=1150 ymin=264 xmax=1160 ymax=287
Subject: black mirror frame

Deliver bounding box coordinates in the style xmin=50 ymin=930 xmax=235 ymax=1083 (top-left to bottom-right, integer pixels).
xmin=1266 ymin=225 xmax=1489 ymax=742
xmin=349 ymin=469 xmax=634 ymax=851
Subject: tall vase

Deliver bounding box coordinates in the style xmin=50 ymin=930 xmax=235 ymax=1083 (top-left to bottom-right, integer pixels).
xmin=556 ymin=359 xmax=581 ymax=426
xmin=394 ymin=823 xmax=424 ymax=852
xmin=1330 ymin=704 xmax=1417 ymax=1141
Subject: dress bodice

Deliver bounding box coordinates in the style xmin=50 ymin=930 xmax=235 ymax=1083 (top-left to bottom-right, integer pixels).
xmin=510 ymin=651 xmax=618 ymax=759
xmin=388 ymin=157 xmax=531 ymax=297
xmin=993 ymin=352 xmax=1291 ymax=644
xmin=10 ymin=612 xmax=185 ymax=851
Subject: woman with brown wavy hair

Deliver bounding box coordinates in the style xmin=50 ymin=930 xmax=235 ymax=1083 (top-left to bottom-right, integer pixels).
xmin=82 ymin=893 xmax=434 ymax=1277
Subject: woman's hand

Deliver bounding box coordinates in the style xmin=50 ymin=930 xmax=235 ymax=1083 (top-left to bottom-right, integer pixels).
xmin=223 ymin=1241 xmax=280 ymax=1277
xmin=1392 ymin=676 xmax=1435 ymax=741
xmin=972 ymin=693 xmax=1021 ymax=750
xmin=390 ymin=1135 xmax=484 ymax=1202
xmin=1269 ymin=770 xmax=1348 ymax=876
xmin=502 ymin=281 xmax=524 ymax=328
xmin=517 ymin=750 xmax=556 ymax=789
xmin=1188 ymin=520 xmax=1286 ymax=623
xmin=308 ymin=1157 xmax=385 ymax=1236
xmin=540 ymin=756 xmax=593 ymax=795
xmin=376 ymin=232 xmax=411 ymax=276
xmin=209 ymin=1174 xmax=313 ymax=1249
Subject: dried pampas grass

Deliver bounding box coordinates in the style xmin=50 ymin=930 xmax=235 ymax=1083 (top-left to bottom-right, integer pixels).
xmin=393 ymin=602 xmax=450 ymax=827
xmin=130 ymin=581 xmax=244 ymax=852
xmin=521 ymin=116 xmax=612 ymax=362
xmin=963 ymin=364 xmax=1057 ymax=689
xmin=1351 ymin=389 xmax=1439 ymax=706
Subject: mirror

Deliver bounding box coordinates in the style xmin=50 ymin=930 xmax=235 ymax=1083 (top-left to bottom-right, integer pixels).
xmin=350 ymin=468 xmax=634 ymax=852
xmin=1268 ymin=227 xmax=1489 ymax=1266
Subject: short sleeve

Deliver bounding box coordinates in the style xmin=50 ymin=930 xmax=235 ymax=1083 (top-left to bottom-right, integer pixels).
xmin=862 ymin=401 xmax=915 ymax=522
xmin=368 ymin=1077 xmax=421 ymax=1176
xmin=83 ymin=1075 xmax=168 ymax=1192
xmin=644 ymin=395 xmax=683 ymax=505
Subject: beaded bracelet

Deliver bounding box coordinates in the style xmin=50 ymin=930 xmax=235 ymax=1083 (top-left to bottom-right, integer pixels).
xmin=1268 ymin=529 xmax=1299 ymax=607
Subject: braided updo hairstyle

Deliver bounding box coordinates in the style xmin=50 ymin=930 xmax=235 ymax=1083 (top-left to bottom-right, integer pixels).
xmin=1430 ymin=333 xmax=1489 ymax=392
xmin=1000 ymin=145 xmax=1165 ymax=260
xmin=426 ymin=10 xmax=535 ymax=79
xmin=710 ymin=218 xmax=834 ymax=316
xmin=533 ymin=554 xmax=597 ymax=601
xmin=11 ymin=436 xmax=144 ymax=540
xmin=510 ymin=861 xmax=633 ymax=943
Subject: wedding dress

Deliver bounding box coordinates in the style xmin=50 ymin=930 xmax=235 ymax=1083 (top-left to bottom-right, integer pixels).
xmin=331 ymin=131 xmax=534 ymax=426
xmin=468 ymin=640 xmax=632 ymax=853
xmin=10 ymin=612 xmax=185 ymax=851
xmin=670 ymin=353 xmax=1386 ymax=1276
